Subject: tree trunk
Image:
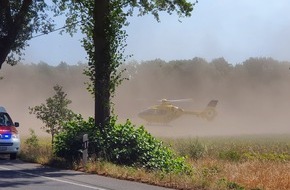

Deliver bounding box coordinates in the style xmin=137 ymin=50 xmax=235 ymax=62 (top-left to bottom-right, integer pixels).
xmin=0 ymin=0 xmax=12 ymax=68
xmin=0 ymin=45 xmax=10 ymax=69
xmin=93 ymin=0 xmax=111 ymax=131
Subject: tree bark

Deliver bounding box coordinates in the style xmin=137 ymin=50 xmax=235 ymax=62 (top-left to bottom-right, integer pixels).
xmin=93 ymin=1 xmax=111 ymax=130
xmin=0 ymin=45 xmax=10 ymax=69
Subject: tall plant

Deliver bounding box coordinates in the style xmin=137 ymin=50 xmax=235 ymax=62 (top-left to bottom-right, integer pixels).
xmin=29 ymin=84 xmax=75 ymax=145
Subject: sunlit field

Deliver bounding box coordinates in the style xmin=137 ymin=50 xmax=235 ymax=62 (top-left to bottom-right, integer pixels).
xmin=163 ymin=135 xmax=290 ymax=190
xmin=20 ymin=134 xmax=290 ymax=190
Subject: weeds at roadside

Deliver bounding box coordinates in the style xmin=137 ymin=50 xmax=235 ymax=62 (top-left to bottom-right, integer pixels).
xmin=217 ymin=178 xmax=245 ymax=190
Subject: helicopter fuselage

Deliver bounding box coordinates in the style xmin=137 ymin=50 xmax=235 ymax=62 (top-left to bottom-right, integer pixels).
xmin=138 ymin=100 xmax=218 ymax=125
xmin=138 ymin=103 xmax=184 ymax=125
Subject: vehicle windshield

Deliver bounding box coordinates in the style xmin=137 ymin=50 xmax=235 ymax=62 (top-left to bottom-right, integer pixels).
xmin=0 ymin=112 xmax=13 ymax=126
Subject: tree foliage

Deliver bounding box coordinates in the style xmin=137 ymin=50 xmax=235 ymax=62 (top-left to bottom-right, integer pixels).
xmin=29 ymin=84 xmax=76 ymax=144
xmin=0 ymin=0 xmax=55 ymax=68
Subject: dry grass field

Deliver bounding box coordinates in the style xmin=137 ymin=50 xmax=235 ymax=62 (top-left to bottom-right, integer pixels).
xmin=162 ymin=135 xmax=290 ymax=190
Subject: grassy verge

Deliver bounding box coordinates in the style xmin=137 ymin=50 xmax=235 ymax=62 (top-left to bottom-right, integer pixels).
xmin=19 ymin=134 xmax=290 ymax=190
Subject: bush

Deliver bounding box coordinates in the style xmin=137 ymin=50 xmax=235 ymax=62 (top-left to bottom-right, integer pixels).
xmin=53 ymin=115 xmax=98 ymax=161
xmin=54 ymin=116 xmax=192 ymax=174
xmin=25 ymin=129 xmax=39 ymax=150
xmin=20 ymin=129 xmax=53 ymax=163
xmin=20 ymin=129 xmax=40 ymax=162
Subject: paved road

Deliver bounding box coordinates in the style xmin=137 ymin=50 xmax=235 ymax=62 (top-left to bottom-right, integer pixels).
xmin=0 ymin=158 xmax=174 ymax=190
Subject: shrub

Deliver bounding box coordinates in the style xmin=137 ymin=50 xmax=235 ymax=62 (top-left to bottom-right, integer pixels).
xmin=53 ymin=115 xmax=98 ymax=162
xmin=54 ymin=116 xmax=192 ymax=174
xmin=20 ymin=129 xmax=53 ymax=163
xmin=25 ymin=128 xmax=39 ymax=150
xmin=20 ymin=129 xmax=40 ymax=161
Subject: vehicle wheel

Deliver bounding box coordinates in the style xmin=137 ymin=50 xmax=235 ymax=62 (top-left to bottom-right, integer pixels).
xmin=10 ymin=153 xmax=17 ymax=160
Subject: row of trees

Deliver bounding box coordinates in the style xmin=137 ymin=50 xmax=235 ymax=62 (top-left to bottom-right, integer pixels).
xmin=121 ymin=57 xmax=290 ymax=96
xmin=3 ymin=56 xmax=288 ymax=96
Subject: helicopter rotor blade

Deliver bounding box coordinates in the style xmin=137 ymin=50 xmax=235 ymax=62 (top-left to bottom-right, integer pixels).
xmin=158 ymin=98 xmax=193 ymax=103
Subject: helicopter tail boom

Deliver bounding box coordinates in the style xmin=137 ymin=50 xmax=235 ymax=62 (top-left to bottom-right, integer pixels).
xmin=183 ymin=100 xmax=218 ymax=121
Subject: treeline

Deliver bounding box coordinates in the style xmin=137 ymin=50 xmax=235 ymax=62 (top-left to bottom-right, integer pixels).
xmin=1 ymin=57 xmax=290 ymax=123
xmin=1 ymin=62 xmax=90 ymax=110
xmin=121 ymin=57 xmax=290 ymax=99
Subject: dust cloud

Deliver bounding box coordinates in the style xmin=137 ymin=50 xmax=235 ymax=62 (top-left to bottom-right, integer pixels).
xmin=1 ymin=58 xmax=290 ymax=138
xmin=0 ymin=63 xmax=94 ymax=137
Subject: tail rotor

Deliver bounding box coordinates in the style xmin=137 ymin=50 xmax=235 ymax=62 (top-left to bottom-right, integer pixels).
xmin=200 ymin=100 xmax=218 ymax=121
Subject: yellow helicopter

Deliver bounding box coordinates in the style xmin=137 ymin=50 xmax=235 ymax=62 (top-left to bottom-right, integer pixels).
xmin=138 ymin=99 xmax=218 ymax=125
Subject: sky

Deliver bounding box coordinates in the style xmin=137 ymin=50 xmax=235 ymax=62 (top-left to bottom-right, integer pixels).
xmin=23 ymin=0 xmax=290 ymax=66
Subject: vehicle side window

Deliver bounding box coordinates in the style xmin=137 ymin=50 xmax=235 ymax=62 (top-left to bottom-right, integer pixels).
xmin=0 ymin=114 xmax=4 ymax=125
xmin=0 ymin=113 xmax=13 ymax=126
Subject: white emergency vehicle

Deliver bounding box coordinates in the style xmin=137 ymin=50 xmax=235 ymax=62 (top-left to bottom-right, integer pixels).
xmin=0 ymin=106 xmax=20 ymax=160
